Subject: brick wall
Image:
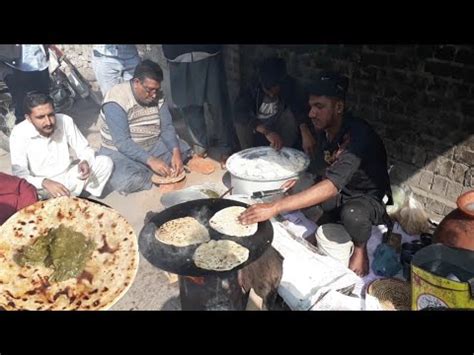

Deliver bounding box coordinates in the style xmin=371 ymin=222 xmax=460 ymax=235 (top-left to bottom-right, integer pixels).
xmin=239 ymin=44 xmax=474 ymax=221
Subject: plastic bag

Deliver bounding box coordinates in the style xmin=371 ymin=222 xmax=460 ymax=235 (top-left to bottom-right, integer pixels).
xmin=396 ymin=193 xmax=431 ymax=236
xmin=386 ymin=184 xmax=409 ymax=217
xmin=371 ymin=243 xmax=402 ymax=277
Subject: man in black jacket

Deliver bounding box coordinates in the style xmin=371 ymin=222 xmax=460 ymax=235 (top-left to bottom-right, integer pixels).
xmin=233 ymin=57 xmax=317 ymax=157
xmin=0 ymin=45 xmax=50 ymax=123
xmin=239 ymin=71 xmax=392 ymax=277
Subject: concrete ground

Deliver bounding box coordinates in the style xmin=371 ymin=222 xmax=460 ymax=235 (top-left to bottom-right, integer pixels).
xmin=0 ymin=98 xmax=231 ymax=310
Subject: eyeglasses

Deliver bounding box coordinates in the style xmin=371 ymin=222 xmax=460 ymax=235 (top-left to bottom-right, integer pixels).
xmin=140 ymin=82 xmax=161 ymax=95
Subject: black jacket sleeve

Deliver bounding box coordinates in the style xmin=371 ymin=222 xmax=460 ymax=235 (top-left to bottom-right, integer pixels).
xmin=0 ymin=44 xmax=21 ymax=80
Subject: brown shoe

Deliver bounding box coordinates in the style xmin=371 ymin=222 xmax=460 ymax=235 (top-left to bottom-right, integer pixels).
xmin=186 ymin=155 xmax=215 ymax=175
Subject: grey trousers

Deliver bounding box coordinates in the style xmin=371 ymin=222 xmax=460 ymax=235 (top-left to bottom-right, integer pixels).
xmin=319 ymin=194 xmax=387 ymax=245
xmin=98 ymin=138 xmax=192 ymax=195
xmin=168 ymin=55 xmax=232 ymax=154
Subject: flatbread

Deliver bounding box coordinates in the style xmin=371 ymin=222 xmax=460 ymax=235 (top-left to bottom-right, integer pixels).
xmin=0 ymin=197 xmax=139 ymax=311
xmin=155 ymin=217 xmax=210 ymax=247
xmin=193 ymin=240 xmax=249 ymax=271
xmin=152 ymin=170 xmax=186 ymax=185
xmin=209 ymin=206 xmax=257 ymax=237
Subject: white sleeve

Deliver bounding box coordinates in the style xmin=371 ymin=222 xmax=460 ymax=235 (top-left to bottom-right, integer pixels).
xmin=9 ymin=127 xmax=45 ymax=188
xmin=62 ymin=115 xmax=96 ymax=165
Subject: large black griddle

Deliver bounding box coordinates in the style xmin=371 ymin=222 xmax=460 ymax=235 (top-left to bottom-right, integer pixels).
xmin=139 ymin=198 xmax=273 ymax=277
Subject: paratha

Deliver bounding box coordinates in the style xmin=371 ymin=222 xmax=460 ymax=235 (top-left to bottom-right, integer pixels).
xmin=0 ymin=196 xmax=139 ymax=311
xmin=209 ymin=206 xmax=257 ymax=237
xmin=193 ymin=240 xmax=249 ymax=271
xmin=155 ymin=217 xmax=210 ymax=247
xmin=152 ymin=170 xmax=186 ymax=185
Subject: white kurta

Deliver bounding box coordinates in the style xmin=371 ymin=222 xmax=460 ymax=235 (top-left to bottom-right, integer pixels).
xmin=10 ymin=114 xmax=113 ymax=197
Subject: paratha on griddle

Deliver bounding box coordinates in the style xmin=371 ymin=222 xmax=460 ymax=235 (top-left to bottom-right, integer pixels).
xmin=155 ymin=217 xmax=210 ymax=247
xmin=209 ymin=206 xmax=257 ymax=237
xmin=193 ymin=240 xmax=249 ymax=271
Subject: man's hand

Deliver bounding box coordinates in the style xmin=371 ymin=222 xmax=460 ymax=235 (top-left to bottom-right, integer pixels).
xmin=238 ymin=202 xmax=279 ymax=225
xmin=170 ymin=148 xmax=184 ymax=177
xmin=265 ymin=131 xmax=284 ymax=151
xmin=147 ymin=156 xmax=171 ymax=177
xmin=301 ymin=128 xmax=317 ymax=158
xmin=281 ymin=179 xmax=298 ymax=191
xmin=42 ymin=178 xmax=70 ymax=198
xmin=78 ymin=160 xmax=91 ymax=180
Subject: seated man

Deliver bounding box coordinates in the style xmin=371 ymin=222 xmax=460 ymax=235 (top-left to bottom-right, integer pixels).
xmin=0 ymin=172 xmax=38 ymax=225
xmin=98 ymin=60 xmax=192 ymax=195
xmin=239 ymin=71 xmax=392 ymax=276
xmin=9 ymin=92 xmax=113 ymax=199
xmin=233 ymin=57 xmax=317 ymax=157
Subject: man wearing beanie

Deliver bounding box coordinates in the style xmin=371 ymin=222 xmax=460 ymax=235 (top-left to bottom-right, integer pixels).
xmin=239 ymin=71 xmax=392 ymax=277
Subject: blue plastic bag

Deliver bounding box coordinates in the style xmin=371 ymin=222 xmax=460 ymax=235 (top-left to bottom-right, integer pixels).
xmin=371 ymin=243 xmax=402 ymax=277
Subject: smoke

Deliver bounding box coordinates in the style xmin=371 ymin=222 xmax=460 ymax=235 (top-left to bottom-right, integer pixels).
xmin=191 ymin=206 xmax=212 ymax=227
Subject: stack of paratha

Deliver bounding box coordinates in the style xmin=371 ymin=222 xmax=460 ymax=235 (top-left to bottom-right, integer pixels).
xmin=155 ymin=217 xmax=210 ymax=247
xmin=209 ymin=206 xmax=257 ymax=237
xmin=0 ymin=197 xmax=139 ymax=311
xmin=152 ymin=170 xmax=186 ymax=185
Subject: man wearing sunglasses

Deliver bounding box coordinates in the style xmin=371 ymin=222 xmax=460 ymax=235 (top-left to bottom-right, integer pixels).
xmin=98 ymin=60 xmax=192 ymax=195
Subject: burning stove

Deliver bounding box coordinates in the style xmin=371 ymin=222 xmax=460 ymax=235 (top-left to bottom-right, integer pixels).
xmin=178 ymin=273 xmax=247 ymax=310
xmin=139 ymin=198 xmax=279 ymax=311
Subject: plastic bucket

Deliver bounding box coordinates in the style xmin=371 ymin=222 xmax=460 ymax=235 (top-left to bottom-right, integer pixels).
xmin=315 ymin=223 xmax=354 ymax=267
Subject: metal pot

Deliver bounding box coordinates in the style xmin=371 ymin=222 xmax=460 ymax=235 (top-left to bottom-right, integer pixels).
xmin=226 ymin=147 xmax=310 ymax=196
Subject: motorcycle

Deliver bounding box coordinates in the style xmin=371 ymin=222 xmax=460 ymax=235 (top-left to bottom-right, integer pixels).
xmin=48 ymin=45 xmax=102 ymax=108
xmin=0 ymin=45 xmax=101 ymax=152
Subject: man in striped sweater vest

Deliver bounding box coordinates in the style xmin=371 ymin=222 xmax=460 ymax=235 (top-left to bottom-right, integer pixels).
xmin=98 ymin=60 xmax=193 ymax=195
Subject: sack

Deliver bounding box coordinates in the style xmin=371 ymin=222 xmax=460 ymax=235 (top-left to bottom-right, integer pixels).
xmin=397 ymin=194 xmax=431 ymax=235
xmin=386 ymin=184 xmax=409 ymax=217
xmin=389 ymin=184 xmax=430 ymax=236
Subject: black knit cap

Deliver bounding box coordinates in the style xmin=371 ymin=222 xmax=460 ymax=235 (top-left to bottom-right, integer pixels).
xmin=308 ymin=71 xmax=349 ymax=100
xmin=258 ymin=57 xmax=287 ymax=89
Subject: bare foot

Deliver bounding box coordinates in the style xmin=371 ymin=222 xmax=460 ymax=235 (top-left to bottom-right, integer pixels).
xmin=187 ymin=155 xmax=215 ymax=175
xmin=220 ymin=154 xmax=230 ymax=170
xmin=349 ymin=244 xmax=369 ymax=277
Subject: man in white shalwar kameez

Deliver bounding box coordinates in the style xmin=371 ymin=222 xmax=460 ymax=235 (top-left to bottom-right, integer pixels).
xmin=9 ymin=91 xmax=113 ymax=199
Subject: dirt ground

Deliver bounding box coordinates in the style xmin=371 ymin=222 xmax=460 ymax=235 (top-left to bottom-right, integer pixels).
xmin=0 ymin=97 xmax=232 ymax=310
